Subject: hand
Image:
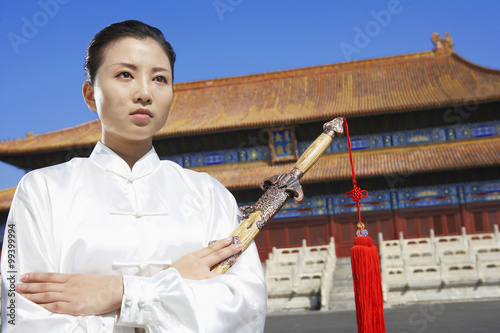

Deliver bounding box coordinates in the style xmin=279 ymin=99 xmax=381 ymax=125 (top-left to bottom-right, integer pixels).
xmin=16 ymin=272 xmax=123 ymax=316
xmin=173 ymin=237 xmax=242 ymax=280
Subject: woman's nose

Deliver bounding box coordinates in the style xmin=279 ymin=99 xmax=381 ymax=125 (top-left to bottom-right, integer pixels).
xmin=134 ymin=79 xmax=152 ymax=104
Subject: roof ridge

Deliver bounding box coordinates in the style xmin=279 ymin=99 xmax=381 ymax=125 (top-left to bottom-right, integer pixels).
xmin=450 ymin=52 xmax=500 ymax=73
xmin=173 ymin=50 xmax=437 ymax=91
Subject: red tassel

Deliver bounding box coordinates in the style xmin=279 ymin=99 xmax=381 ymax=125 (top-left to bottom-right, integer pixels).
xmin=343 ymin=118 xmax=386 ymax=333
xmin=351 ymin=236 xmax=386 ymax=333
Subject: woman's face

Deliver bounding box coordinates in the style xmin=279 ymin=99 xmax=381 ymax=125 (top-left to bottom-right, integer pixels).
xmin=83 ymin=37 xmax=173 ymax=146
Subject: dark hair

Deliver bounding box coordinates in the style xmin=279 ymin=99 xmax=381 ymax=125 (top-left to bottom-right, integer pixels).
xmin=84 ymin=20 xmax=176 ymax=84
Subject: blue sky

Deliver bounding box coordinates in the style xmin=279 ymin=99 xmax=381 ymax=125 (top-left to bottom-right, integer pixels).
xmin=0 ymin=0 xmax=499 ymax=190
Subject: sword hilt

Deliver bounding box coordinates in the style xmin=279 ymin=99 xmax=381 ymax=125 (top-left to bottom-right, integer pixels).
xmin=294 ymin=117 xmax=344 ymax=177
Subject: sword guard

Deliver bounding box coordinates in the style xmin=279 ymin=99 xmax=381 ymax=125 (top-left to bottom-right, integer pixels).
xmin=239 ymin=205 xmax=256 ymax=219
xmin=260 ymin=170 xmax=304 ymax=204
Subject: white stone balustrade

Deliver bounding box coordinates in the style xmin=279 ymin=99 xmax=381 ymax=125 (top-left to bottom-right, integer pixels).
xmin=320 ymin=255 xmax=336 ymax=310
xmin=379 ymin=225 xmax=500 ymax=305
xmin=378 ymin=235 xmax=404 ymax=268
xmin=441 ymin=262 xmax=480 ymax=285
xmin=265 ymin=237 xmax=336 ymax=312
xmin=382 ymin=266 xmax=406 ymax=289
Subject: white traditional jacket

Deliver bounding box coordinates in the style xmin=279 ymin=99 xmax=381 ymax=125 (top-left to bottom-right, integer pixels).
xmin=1 ymin=142 xmax=267 ymax=332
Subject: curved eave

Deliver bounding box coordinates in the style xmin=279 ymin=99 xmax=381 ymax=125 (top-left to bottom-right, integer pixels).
xmin=0 ymin=187 xmax=16 ymax=211
xmin=1 ymin=137 xmax=499 ymax=211
xmin=192 ymin=136 xmax=500 ymax=190
xmin=1 ymin=50 xmax=500 ymax=156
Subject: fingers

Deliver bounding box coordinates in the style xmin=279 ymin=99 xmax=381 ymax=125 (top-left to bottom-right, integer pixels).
xmin=206 ymin=242 xmax=242 ymax=267
xmin=173 ymin=238 xmax=243 ymax=280
xmin=19 ymin=291 xmax=67 ymax=304
xmin=16 ymin=273 xmax=67 ymax=301
xmin=16 ymin=280 xmax=68 ymax=308
xmin=200 ymin=237 xmax=234 ymax=257
xmin=20 ymin=272 xmax=69 ymax=283
xmin=16 ymin=281 xmax=64 ymax=294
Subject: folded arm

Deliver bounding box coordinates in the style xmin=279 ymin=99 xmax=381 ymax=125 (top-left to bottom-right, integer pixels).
xmin=15 ymin=237 xmax=242 ymax=316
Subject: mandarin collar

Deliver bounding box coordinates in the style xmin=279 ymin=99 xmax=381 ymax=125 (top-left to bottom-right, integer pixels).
xmin=89 ymin=141 xmax=161 ymax=180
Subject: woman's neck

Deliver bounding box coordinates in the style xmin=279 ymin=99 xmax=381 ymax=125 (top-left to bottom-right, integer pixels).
xmin=102 ymin=135 xmax=153 ymax=170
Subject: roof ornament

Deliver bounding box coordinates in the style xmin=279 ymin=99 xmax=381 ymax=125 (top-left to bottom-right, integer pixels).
xmin=431 ymin=32 xmax=454 ymax=54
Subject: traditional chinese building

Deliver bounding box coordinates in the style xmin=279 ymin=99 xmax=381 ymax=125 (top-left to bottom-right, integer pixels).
xmin=1 ymin=33 xmax=500 ymax=260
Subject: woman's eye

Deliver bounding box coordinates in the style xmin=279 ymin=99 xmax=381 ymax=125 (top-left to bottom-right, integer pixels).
xmin=117 ymin=72 xmax=132 ymax=78
xmin=154 ymin=76 xmax=168 ymax=84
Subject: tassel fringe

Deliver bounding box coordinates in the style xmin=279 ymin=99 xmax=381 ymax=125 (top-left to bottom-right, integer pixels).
xmin=351 ymin=236 xmax=386 ymax=333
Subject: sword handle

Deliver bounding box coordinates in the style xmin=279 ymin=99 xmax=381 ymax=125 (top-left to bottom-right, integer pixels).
xmin=211 ymin=210 xmax=263 ymax=274
xmin=294 ymin=117 xmax=344 ymax=176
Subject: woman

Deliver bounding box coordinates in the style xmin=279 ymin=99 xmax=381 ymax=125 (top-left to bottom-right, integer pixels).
xmin=1 ymin=20 xmax=267 ymax=332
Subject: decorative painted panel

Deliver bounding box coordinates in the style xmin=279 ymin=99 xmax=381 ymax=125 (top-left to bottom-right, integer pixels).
xmin=334 ymin=190 xmax=391 ymax=213
xmin=451 ymin=120 xmax=500 ymax=140
xmin=465 ymin=180 xmax=500 ymax=203
xmin=331 ymin=134 xmax=385 ymax=152
xmin=274 ymin=195 xmax=329 ymax=219
xmin=243 ymin=146 xmax=271 ymax=162
xmin=190 ymin=150 xmax=239 ymax=167
xmin=398 ymin=184 xmax=458 ymax=209
xmin=162 ymin=146 xmax=270 ymax=167
xmin=268 ymin=127 xmax=298 ymax=164
xmin=161 ymin=120 xmax=499 ymax=167
xmin=392 ymin=128 xmax=446 ymax=146
xmin=236 ymin=180 xmax=499 ymax=219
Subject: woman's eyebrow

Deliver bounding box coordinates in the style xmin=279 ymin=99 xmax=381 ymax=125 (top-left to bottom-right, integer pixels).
xmin=111 ymin=62 xmax=170 ymax=73
xmin=112 ymin=62 xmax=137 ymax=70
xmin=152 ymin=67 xmax=170 ymax=73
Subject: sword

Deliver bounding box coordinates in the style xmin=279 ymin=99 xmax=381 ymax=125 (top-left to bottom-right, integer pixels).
xmin=211 ymin=117 xmax=345 ymax=273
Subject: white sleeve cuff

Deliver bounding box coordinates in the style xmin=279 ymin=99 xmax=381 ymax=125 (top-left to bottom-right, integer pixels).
xmin=115 ymin=274 xmax=156 ymax=328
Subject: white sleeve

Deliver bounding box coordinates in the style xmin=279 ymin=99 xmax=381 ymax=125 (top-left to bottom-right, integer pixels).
xmin=116 ymin=176 xmax=267 ymax=333
xmin=0 ymin=174 xmax=108 ymax=333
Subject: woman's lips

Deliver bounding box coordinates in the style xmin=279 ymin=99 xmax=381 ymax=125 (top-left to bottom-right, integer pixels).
xmin=130 ymin=109 xmax=153 ymax=120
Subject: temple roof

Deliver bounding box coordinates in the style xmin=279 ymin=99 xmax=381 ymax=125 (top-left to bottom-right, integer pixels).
xmin=0 ymin=187 xmax=16 ymax=211
xmin=194 ymin=136 xmax=500 ymax=189
xmin=1 ymin=41 xmax=500 ymax=156
xmin=1 ymin=136 xmax=498 ymax=211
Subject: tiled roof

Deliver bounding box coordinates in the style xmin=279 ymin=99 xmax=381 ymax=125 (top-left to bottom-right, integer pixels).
xmin=1 ymin=137 xmax=499 ymax=211
xmin=1 ymin=48 xmax=500 ymax=155
xmin=192 ymin=137 xmax=500 ymax=190
xmin=0 ymin=187 xmax=16 ymax=211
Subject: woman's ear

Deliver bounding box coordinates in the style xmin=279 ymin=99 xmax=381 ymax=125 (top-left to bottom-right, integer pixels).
xmin=82 ymin=82 xmax=97 ymax=111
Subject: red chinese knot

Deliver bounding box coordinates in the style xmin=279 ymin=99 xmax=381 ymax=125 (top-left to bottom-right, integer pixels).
xmin=342 ymin=117 xmax=369 ymax=237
